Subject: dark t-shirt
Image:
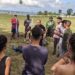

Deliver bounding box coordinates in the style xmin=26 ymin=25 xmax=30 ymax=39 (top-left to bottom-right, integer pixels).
xmin=24 ymin=19 xmax=31 ymax=28
xmin=0 ymin=56 xmax=10 ymax=75
xmin=22 ymin=45 xmax=48 ymax=75
xmin=38 ymin=24 xmax=45 ymax=32
xmin=62 ymin=29 xmax=72 ymax=52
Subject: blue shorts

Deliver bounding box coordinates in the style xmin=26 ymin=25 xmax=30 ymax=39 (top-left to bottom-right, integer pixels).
xmin=12 ymin=29 xmax=16 ymax=33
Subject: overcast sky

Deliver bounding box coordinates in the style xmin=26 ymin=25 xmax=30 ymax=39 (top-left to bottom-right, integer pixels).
xmin=0 ymin=0 xmax=75 ymax=13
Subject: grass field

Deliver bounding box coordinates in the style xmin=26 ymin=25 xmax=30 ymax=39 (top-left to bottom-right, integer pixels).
xmin=0 ymin=14 xmax=75 ymax=75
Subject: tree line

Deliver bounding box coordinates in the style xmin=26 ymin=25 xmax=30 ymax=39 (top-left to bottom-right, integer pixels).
xmin=37 ymin=9 xmax=75 ymax=16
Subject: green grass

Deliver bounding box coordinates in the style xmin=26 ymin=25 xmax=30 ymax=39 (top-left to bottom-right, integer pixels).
xmin=0 ymin=14 xmax=75 ymax=75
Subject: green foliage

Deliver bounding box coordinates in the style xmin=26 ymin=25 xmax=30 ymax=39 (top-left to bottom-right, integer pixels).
xmin=67 ymin=9 xmax=73 ymax=16
xmin=58 ymin=9 xmax=62 ymax=15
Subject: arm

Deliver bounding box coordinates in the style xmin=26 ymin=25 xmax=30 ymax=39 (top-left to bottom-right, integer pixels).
xmin=54 ymin=30 xmax=63 ymax=38
xmin=44 ymin=49 xmax=48 ymax=65
xmin=12 ymin=45 xmax=23 ymax=53
xmin=51 ymin=58 xmax=65 ymax=71
xmin=52 ymin=66 xmax=62 ymax=75
xmin=24 ymin=20 xmax=26 ymax=26
xmin=5 ymin=57 xmax=11 ymax=75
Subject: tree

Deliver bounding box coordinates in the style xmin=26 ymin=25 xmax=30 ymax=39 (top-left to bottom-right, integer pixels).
xmin=44 ymin=11 xmax=48 ymax=15
xmin=58 ymin=9 xmax=62 ymax=15
xmin=67 ymin=9 xmax=73 ymax=16
xmin=37 ymin=11 xmax=43 ymax=15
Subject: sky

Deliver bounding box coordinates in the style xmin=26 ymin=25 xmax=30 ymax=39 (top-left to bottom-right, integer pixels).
xmin=0 ymin=0 xmax=75 ymax=13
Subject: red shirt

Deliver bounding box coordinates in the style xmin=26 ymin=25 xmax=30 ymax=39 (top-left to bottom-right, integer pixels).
xmin=11 ymin=18 xmax=17 ymax=24
xmin=11 ymin=18 xmax=17 ymax=29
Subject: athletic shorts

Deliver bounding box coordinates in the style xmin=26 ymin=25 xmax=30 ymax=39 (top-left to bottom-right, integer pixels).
xmin=12 ymin=29 xmax=16 ymax=33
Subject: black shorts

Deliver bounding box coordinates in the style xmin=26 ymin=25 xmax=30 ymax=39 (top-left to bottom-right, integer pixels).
xmin=12 ymin=29 xmax=16 ymax=33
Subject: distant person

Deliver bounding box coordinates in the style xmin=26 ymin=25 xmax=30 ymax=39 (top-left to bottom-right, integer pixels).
xmin=53 ymin=17 xmax=62 ymax=55
xmin=11 ymin=15 xmax=19 ymax=39
xmin=51 ymin=33 xmax=75 ymax=75
xmin=35 ymin=20 xmax=46 ymax=46
xmin=46 ymin=16 xmax=55 ymax=37
xmin=24 ymin=14 xmax=32 ymax=39
xmin=13 ymin=26 xmax=48 ymax=75
xmin=0 ymin=35 xmax=11 ymax=75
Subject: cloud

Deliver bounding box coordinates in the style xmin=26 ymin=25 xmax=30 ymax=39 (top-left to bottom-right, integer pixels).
xmin=22 ymin=0 xmax=44 ymax=7
xmin=0 ymin=0 xmax=74 ymax=13
xmin=0 ymin=0 xmax=62 ymax=8
xmin=0 ymin=0 xmax=19 ymax=4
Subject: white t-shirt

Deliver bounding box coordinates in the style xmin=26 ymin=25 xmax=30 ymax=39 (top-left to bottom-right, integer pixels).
xmin=53 ymin=23 xmax=65 ymax=38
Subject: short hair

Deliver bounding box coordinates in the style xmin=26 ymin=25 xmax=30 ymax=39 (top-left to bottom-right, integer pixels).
xmin=69 ymin=33 xmax=75 ymax=61
xmin=14 ymin=15 xmax=17 ymax=17
xmin=27 ymin=14 xmax=30 ymax=19
xmin=67 ymin=20 xmax=71 ymax=26
xmin=31 ymin=26 xmax=42 ymax=40
xmin=62 ymin=20 xmax=71 ymax=27
xmin=0 ymin=35 xmax=7 ymax=52
xmin=62 ymin=20 xmax=67 ymax=24
xmin=57 ymin=16 xmax=62 ymax=20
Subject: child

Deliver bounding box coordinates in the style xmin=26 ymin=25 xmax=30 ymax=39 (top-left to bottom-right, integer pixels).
xmin=0 ymin=35 xmax=11 ymax=75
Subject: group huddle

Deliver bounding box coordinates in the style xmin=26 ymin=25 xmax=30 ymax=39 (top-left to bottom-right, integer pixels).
xmin=0 ymin=15 xmax=75 ymax=75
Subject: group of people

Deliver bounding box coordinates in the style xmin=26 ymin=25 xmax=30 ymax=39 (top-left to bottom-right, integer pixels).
xmin=0 ymin=15 xmax=75 ymax=75
xmin=53 ymin=17 xmax=72 ymax=57
xmin=11 ymin=14 xmax=32 ymax=39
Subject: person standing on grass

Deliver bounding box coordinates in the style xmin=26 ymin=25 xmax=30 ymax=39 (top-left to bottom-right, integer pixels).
xmin=0 ymin=35 xmax=11 ymax=75
xmin=53 ymin=17 xmax=62 ymax=55
xmin=13 ymin=26 xmax=48 ymax=75
xmin=24 ymin=14 xmax=32 ymax=39
xmin=11 ymin=15 xmax=19 ymax=39
xmin=61 ymin=20 xmax=72 ymax=56
xmin=46 ymin=16 xmax=55 ymax=37
xmin=35 ymin=20 xmax=46 ymax=46
xmin=51 ymin=33 xmax=75 ymax=75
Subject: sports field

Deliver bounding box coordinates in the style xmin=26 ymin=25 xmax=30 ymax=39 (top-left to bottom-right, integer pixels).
xmin=0 ymin=14 xmax=75 ymax=75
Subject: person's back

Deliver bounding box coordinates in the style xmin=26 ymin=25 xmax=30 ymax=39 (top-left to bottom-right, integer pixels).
xmin=22 ymin=44 xmax=48 ymax=75
xmin=55 ymin=63 xmax=75 ymax=75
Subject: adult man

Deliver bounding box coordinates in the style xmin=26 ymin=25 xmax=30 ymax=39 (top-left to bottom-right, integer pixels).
xmin=36 ymin=20 xmax=46 ymax=46
xmin=24 ymin=14 xmax=31 ymax=39
xmin=46 ymin=16 xmax=55 ymax=37
xmin=13 ymin=26 xmax=48 ymax=75
xmin=11 ymin=15 xmax=19 ymax=39
xmin=53 ymin=17 xmax=62 ymax=55
xmin=62 ymin=20 xmax=72 ymax=55
xmin=51 ymin=33 xmax=75 ymax=75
